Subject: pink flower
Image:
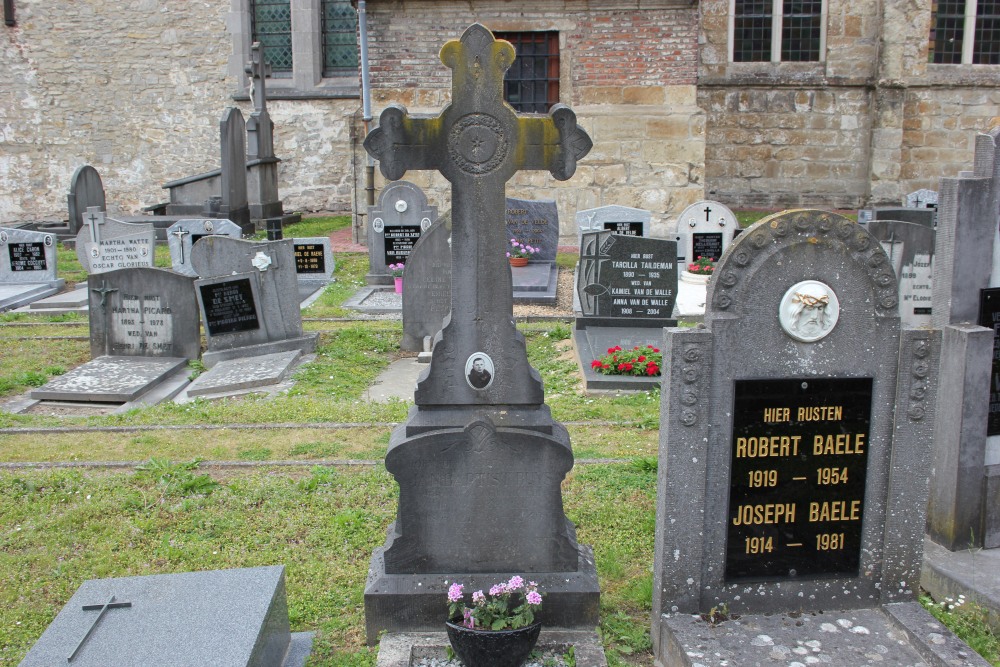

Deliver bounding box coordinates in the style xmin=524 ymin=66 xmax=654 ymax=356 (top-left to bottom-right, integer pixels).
xmin=511 ymin=238 xmax=517 ymax=244
xmin=472 ymin=590 xmax=485 ymax=605
xmin=463 ymin=608 xmax=475 ymax=629
xmin=447 ymin=582 xmax=464 ymax=603
xmin=489 ymin=584 xmax=506 ymax=596
xmin=507 ymin=575 xmax=524 ymax=590
xmin=526 ymin=591 xmax=542 ymax=605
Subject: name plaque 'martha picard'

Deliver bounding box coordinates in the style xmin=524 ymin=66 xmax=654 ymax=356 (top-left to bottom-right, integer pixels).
xmin=726 ymin=377 xmax=872 ymax=581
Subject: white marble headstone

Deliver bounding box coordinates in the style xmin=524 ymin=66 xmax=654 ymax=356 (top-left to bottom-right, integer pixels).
xmin=676 ymin=200 xmax=740 ymax=263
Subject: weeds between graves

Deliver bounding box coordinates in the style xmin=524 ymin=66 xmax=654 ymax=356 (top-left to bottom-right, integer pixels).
xmin=921 ymin=594 xmax=1000 ymax=663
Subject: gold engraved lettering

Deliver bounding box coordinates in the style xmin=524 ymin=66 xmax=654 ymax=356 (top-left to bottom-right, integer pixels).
xmin=812 ymin=433 xmax=865 ymax=455
xmin=731 ymin=502 xmax=796 ymax=525
xmin=796 ymin=405 xmax=843 ymax=421
xmin=808 ymin=500 xmax=862 ymax=522
xmin=735 ymin=435 xmax=801 ymax=458
xmin=762 ymin=407 xmax=790 ymax=422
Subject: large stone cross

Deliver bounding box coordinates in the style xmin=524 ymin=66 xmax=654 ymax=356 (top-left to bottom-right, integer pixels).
xmin=245 ymin=41 xmax=271 ymax=115
xmin=364 ymin=24 xmax=591 ymax=407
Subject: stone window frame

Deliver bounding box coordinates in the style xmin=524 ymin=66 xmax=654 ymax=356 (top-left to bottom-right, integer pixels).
xmin=229 ymin=0 xmax=359 ymax=100
xmin=928 ymin=0 xmax=1000 ymax=65
xmin=727 ymin=0 xmax=828 ymax=64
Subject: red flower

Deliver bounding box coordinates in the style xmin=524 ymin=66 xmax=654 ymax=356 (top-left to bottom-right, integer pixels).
xmin=646 ymin=363 xmax=659 ymax=376
xmin=652 ymin=348 xmax=660 ymax=353
xmin=591 ymin=359 xmax=602 ymax=369
xmin=637 ymin=355 xmax=646 ymax=362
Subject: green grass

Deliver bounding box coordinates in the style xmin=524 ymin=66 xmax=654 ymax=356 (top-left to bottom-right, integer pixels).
xmin=921 ymin=594 xmax=1000 ymax=664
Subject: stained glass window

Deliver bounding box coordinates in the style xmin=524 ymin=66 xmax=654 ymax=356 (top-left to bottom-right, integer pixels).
xmin=322 ymin=0 xmax=359 ymax=76
xmin=493 ymin=32 xmax=560 ymax=113
xmin=732 ymin=0 xmax=823 ymax=63
xmin=251 ymin=0 xmax=293 ymax=76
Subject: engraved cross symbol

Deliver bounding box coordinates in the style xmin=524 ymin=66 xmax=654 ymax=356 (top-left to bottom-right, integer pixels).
xmin=704 ymin=205 xmax=713 ymax=222
xmin=171 ymin=228 xmax=191 ymax=264
xmin=363 ymin=24 xmax=592 ymax=406
xmin=91 ymin=280 xmax=118 ymax=309
xmin=68 ymin=594 xmax=132 ymax=662
xmin=84 ymin=206 xmax=105 ymax=246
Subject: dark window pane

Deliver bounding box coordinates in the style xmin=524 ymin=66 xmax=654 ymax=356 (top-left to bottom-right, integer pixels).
xmin=782 ymin=0 xmax=823 ymax=61
xmin=734 ymin=0 xmax=773 ymax=62
xmin=974 ymin=0 xmax=1000 ymax=64
xmin=494 ymin=31 xmax=559 ymax=113
xmin=322 ymin=0 xmax=359 ymax=75
xmin=931 ymin=0 xmax=967 ymax=63
xmin=251 ymin=0 xmax=292 ymax=74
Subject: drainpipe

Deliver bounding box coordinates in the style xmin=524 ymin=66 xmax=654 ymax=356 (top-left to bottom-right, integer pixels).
xmin=358 ymin=0 xmax=375 ymax=245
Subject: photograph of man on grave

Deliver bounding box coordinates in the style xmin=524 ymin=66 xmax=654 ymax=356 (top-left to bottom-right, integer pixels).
xmin=465 ymin=354 xmax=494 ymax=389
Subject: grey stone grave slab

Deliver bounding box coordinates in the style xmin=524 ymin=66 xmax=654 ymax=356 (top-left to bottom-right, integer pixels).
xmin=19 ymin=284 xmax=89 ymax=315
xmin=676 ymin=199 xmax=739 ymax=264
xmin=293 ymin=236 xmax=335 ymax=302
xmin=361 ymin=24 xmax=598 ymax=641
xmin=191 ymin=236 xmax=317 ymax=367
xmin=74 ymin=208 xmax=155 ymax=275
xmin=0 ymin=226 xmax=64 ymax=310
xmin=219 ymin=107 xmax=253 ymax=233
xmin=29 ymin=356 xmax=189 ymax=403
xmin=868 ymin=219 xmax=935 ymax=328
xmin=87 ymin=268 xmax=201 ymax=360
xmin=67 ymin=165 xmax=106 ymax=235
xmin=367 ymin=180 xmax=437 ymax=285
xmin=507 ymin=197 xmax=559 ymax=304
xmin=18 ymin=565 xmax=312 ymax=667
xmin=573 ymin=232 xmax=677 ymax=391
xmin=575 ymin=204 xmax=650 ymax=242
xmin=907 ymin=187 xmax=939 ymax=208
xmin=375 ymin=629 xmax=608 ymax=666
xmin=869 ymin=206 xmax=937 ymax=228
xmin=167 ymin=218 xmax=243 ymax=277
xmin=401 ymin=212 xmax=452 ymax=351
xmin=186 ymin=350 xmax=301 ymax=397
xmin=651 ymin=209 xmax=951 ymax=665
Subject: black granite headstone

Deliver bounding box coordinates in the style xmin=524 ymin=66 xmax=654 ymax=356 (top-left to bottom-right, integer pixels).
xmin=8 ymin=242 xmax=47 ymax=272
xmin=200 ymin=277 xmax=261 ymax=336
xmin=577 ymin=232 xmax=678 ymax=321
xmin=978 ymin=288 xmax=1000 ymax=437
xmin=692 ymin=232 xmax=724 ymax=262
xmin=383 ymin=225 xmax=422 ymax=265
xmin=505 ymin=198 xmax=559 ymax=261
xmin=603 ymin=221 xmax=643 ymax=236
xmin=294 ymin=242 xmax=327 ymax=274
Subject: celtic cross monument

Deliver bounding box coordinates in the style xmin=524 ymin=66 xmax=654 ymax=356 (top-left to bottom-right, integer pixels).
xmin=362 ymin=24 xmax=599 ymax=640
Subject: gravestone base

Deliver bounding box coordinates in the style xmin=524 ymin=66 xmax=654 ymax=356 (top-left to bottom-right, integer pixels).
xmin=187 ymin=350 xmax=301 ymax=397
xmin=572 ymin=319 xmax=675 ymax=392
xmin=14 ymin=284 xmax=89 ymax=314
xmin=364 ymin=544 xmax=600 ymax=644
xmin=29 ymin=356 xmax=189 ymax=403
xmin=202 ymin=333 xmax=318 ymax=368
xmin=654 ymin=603 xmax=989 ymax=667
xmin=0 ymin=280 xmax=65 ymax=311
xmin=512 ymin=261 xmax=558 ymax=305
xmin=375 ymin=628 xmax=607 ymax=666
xmin=18 ymin=565 xmax=313 ymax=667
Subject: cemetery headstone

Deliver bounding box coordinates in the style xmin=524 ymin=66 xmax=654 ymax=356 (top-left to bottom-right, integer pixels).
xmin=30 ymin=267 xmax=199 ymax=403
xmin=74 ymin=208 xmax=156 ymax=275
xmin=401 ymin=212 xmax=452 ymax=352
xmin=219 ymin=107 xmax=253 ymax=234
xmin=575 ymin=204 xmax=650 ymax=241
xmin=906 ymin=187 xmax=939 ymax=208
xmin=367 ymin=181 xmax=437 ymax=285
xmin=245 ymin=41 xmax=293 ymax=225
xmin=18 ymin=566 xmax=312 ymax=667
xmin=362 ymin=24 xmax=598 ymax=640
xmin=506 ymin=197 xmax=560 ymax=304
xmin=66 ymin=165 xmax=106 ymax=235
xmin=868 ymin=219 xmax=935 ymax=327
xmin=859 ymin=206 xmax=937 ymax=229
xmin=0 ymin=226 xmax=65 ymax=311
xmin=191 ymin=236 xmax=318 ymax=367
xmin=167 ymin=218 xmax=243 ymax=277
xmin=650 ymin=210 xmax=965 ymax=666
xmin=292 ymin=236 xmax=335 ymax=302
xmin=676 ymin=199 xmax=740 ymax=263
xmin=572 ymin=231 xmax=677 ymax=391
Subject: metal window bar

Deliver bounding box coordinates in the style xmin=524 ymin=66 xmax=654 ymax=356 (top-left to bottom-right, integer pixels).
xmin=781 ymin=0 xmax=822 ymax=61
xmin=494 ymin=32 xmax=559 ymax=113
xmin=322 ymin=0 xmax=359 ymax=76
xmin=250 ymin=0 xmax=293 ymax=75
xmin=733 ymin=0 xmax=773 ymax=62
xmin=930 ymin=0 xmax=967 ymax=63
xmin=974 ymin=0 xmax=1000 ymax=63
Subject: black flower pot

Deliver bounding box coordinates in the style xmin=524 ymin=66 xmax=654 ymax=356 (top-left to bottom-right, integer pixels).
xmin=445 ymin=621 xmax=541 ymax=667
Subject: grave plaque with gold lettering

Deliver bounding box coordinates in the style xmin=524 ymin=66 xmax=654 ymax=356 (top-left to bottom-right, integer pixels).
xmin=725 ymin=377 xmax=873 ymax=581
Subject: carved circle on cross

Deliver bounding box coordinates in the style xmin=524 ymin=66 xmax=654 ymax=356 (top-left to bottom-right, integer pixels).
xmin=448 ymin=113 xmax=508 ymax=175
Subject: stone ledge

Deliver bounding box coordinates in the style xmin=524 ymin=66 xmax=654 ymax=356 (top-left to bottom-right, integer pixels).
xmin=376 ymin=629 xmax=607 ymax=667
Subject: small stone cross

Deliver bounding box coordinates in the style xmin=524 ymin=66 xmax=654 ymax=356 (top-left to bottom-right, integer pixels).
xmin=84 ymin=206 xmax=105 ymax=246
xmin=245 ymin=41 xmax=271 ymax=115
xmin=68 ymin=594 xmax=132 ymax=662
xmin=364 ymin=24 xmax=591 ymax=406
xmin=171 ymin=228 xmax=191 ymax=265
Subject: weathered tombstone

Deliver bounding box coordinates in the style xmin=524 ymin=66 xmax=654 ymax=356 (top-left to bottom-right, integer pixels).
xmin=575 ymin=204 xmax=650 ymax=242
xmin=292 ymin=236 xmax=335 ymax=302
xmin=572 ymin=232 xmax=677 ymax=391
xmin=191 ymin=236 xmax=318 ymax=367
xmin=167 ymin=218 xmax=243 ymax=277
xmin=30 ymin=267 xmax=199 ymax=403
xmin=506 ymin=197 xmax=560 ymax=304
xmin=0 ymin=227 xmax=65 ymax=311
xmin=362 ymin=24 xmax=598 ymax=640
xmin=868 ymin=219 xmax=935 ymax=327
xmin=401 ymin=212 xmax=452 ymax=352
xmin=860 ymin=206 xmax=937 ymax=229
xmin=18 ymin=566 xmax=312 ymax=667
xmin=74 ymin=208 xmax=156 ymax=275
xmin=367 ymin=181 xmax=437 ymax=285
xmin=676 ymin=199 xmax=740 ymax=263
xmin=650 ymin=210 xmax=975 ymax=667
xmin=926 ymin=127 xmax=1000 ymax=553
xmin=907 ymin=187 xmax=939 ymax=209
xmin=219 ymin=107 xmax=253 ymax=234
xmin=66 ymin=165 xmax=107 ymax=235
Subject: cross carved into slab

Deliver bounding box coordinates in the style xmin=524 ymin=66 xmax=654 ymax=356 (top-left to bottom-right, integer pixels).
xmin=704 ymin=205 xmax=713 ymax=222
xmin=84 ymin=206 xmax=105 ymax=246
xmin=364 ymin=24 xmax=592 ymax=406
xmin=68 ymin=594 xmax=132 ymax=662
